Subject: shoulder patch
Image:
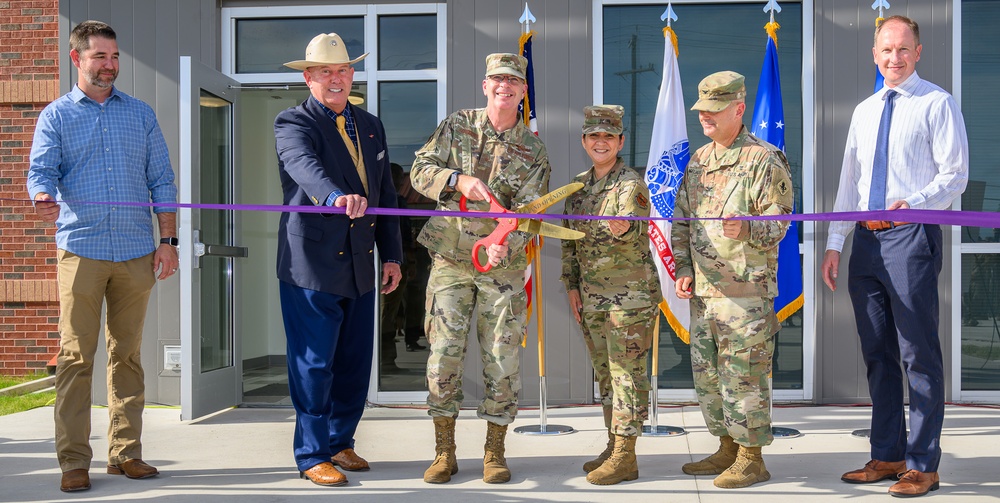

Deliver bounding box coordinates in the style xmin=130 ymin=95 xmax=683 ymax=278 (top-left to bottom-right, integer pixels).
xmin=778 ymin=179 xmax=789 ymax=196
xmin=635 ymin=192 xmax=649 ymax=209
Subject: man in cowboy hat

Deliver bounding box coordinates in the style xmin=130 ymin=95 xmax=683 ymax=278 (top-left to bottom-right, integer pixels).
xmin=274 ymin=32 xmax=403 ymax=487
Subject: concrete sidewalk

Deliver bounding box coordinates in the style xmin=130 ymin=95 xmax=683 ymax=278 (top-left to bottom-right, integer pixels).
xmin=1 ymin=404 xmax=998 ymax=502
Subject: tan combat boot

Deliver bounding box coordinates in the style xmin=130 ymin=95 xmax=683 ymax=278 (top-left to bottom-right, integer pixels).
xmin=583 ymin=405 xmax=615 ymax=473
xmin=713 ymin=445 xmax=770 ymax=488
xmin=586 ymin=434 xmax=638 ymax=485
xmin=682 ymin=435 xmax=738 ymax=475
xmin=483 ymin=422 xmax=511 ymax=483
xmin=423 ymin=416 xmax=458 ymax=484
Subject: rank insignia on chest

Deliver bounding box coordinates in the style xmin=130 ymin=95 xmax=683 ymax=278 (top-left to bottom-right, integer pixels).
xmin=635 ymin=192 xmax=649 ymax=209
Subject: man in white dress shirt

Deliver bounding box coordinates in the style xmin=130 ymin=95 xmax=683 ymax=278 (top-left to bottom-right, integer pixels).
xmin=820 ymin=15 xmax=968 ymax=498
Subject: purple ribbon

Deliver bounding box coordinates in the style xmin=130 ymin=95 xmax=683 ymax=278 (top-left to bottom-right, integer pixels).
xmin=5 ymin=197 xmax=1000 ymax=228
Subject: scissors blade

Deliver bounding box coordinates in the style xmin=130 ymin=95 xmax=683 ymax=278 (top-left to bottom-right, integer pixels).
xmin=516 ymin=182 xmax=584 ymax=215
xmin=517 ymin=219 xmax=585 ymax=240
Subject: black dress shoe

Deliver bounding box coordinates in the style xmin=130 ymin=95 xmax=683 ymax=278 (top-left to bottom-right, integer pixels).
xmin=406 ymin=342 xmax=426 ymax=352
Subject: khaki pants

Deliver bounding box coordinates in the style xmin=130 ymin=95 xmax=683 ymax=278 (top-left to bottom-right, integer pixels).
xmin=54 ymin=250 xmax=155 ymax=472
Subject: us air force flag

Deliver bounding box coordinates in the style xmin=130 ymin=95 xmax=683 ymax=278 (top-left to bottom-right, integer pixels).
xmin=644 ymin=26 xmax=691 ymax=344
xmin=751 ymin=23 xmax=804 ymax=322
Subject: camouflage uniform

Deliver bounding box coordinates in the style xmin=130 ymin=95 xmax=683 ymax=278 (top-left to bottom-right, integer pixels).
xmin=671 ymin=126 xmax=793 ymax=447
xmin=410 ymin=105 xmax=551 ymax=425
xmin=561 ymin=157 xmax=661 ymax=436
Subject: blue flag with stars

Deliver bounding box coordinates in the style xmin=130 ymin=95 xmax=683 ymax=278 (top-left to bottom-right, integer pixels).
xmin=751 ymin=24 xmax=803 ymax=322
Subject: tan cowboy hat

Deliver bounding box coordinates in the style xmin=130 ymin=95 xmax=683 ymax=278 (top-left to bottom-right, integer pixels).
xmin=284 ymin=33 xmax=368 ymax=71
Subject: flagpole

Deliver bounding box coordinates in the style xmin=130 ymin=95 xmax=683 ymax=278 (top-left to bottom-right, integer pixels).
xmin=852 ymin=0 xmax=891 ymax=439
xmin=515 ymin=235 xmax=574 ymax=435
xmin=642 ymin=314 xmax=685 ymax=436
xmin=512 ymin=4 xmax=572 ymax=436
xmin=641 ymin=3 xmax=687 ymax=437
xmin=757 ymin=0 xmax=802 ymax=440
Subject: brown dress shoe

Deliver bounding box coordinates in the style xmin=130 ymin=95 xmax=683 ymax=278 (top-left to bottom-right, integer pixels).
xmin=841 ymin=459 xmax=907 ymax=484
xmin=332 ymin=448 xmax=370 ymax=472
xmin=889 ymin=469 xmax=940 ymax=498
xmin=299 ymin=462 xmax=348 ymax=486
xmin=60 ymin=469 xmax=91 ymax=492
xmin=107 ymin=459 xmax=159 ymax=479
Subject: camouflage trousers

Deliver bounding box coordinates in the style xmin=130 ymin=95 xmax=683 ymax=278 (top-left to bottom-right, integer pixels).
xmin=690 ymin=296 xmax=778 ymax=447
xmin=424 ymin=253 xmax=527 ymax=425
xmin=580 ymin=306 xmax=657 ymax=436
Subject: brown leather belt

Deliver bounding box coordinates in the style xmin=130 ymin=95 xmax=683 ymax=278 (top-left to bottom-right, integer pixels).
xmin=858 ymin=220 xmax=910 ymax=231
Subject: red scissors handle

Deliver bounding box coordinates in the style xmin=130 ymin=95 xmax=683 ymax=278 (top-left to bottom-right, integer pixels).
xmin=460 ymin=193 xmax=517 ymax=272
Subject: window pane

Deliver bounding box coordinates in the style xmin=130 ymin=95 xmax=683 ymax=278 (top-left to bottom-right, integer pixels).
xmin=656 ymin=317 xmax=694 ymax=389
xmin=379 ymin=15 xmax=437 ymax=70
xmin=377 ymin=80 xmax=437 ymax=392
xmin=961 ymin=254 xmax=1000 ymax=390
xmin=378 ymin=81 xmax=437 ymax=169
xmin=236 ymin=17 xmax=365 ymax=74
xmin=961 ymin=0 xmax=1000 ymax=243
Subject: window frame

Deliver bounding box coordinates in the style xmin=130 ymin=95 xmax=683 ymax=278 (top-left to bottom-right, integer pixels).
xmin=593 ymin=0 xmax=816 ymax=403
xmin=221 ymin=3 xmax=448 ymax=122
xmin=220 ymin=3 xmax=448 ymax=405
xmin=953 ymin=0 xmax=1000 ymax=402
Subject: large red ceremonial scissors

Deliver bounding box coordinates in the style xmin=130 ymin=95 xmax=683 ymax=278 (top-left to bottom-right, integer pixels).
xmin=459 ymin=182 xmax=585 ymax=272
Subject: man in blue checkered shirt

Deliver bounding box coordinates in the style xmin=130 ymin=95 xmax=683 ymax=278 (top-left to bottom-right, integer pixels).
xmin=26 ymin=20 xmax=177 ymax=493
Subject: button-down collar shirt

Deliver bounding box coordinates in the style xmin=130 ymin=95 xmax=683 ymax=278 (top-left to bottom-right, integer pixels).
xmin=826 ymin=71 xmax=969 ymax=253
xmin=27 ymin=85 xmax=177 ymax=262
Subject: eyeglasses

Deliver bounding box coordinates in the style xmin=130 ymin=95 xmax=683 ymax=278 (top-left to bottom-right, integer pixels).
xmin=487 ymin=75 xmax=524 ymax=85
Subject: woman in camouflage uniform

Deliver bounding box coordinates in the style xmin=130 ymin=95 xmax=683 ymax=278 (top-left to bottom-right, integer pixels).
xmin=561 ymin=105 xmax=661 ymax=485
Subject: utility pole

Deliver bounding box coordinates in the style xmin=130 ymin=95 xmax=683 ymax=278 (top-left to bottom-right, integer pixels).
xmin=614 ymin=31 xmax=653 ymax=168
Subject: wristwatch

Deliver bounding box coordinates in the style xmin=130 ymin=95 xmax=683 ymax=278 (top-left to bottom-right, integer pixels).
xmin=160 ymin=237 xmax=179 ymax=246
xmin=447 ymin=171 xmax=460 ymax=191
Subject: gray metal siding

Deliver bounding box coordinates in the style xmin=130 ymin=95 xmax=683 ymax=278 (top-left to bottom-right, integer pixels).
xmin=812 ymin=0 xmax=955 ymax=403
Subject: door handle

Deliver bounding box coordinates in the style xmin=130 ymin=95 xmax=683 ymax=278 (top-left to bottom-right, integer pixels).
xmin=202 ymin=244 xmax=249 ymax=258
xmin=192 ymin=230 xmax=248 ymax=259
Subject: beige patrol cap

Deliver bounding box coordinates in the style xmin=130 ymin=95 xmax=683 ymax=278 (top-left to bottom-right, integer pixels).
xmin=690 ymin=71 xmax=747 ymax=112
xmin=484 ymin=53 xmax=528 ymax=81
xmin=582 ymin=104 xmax=624 ymax=135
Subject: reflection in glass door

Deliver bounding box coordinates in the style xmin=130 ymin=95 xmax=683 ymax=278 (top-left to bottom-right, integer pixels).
xmin=198 ymin=90 xmax=235 ymax=372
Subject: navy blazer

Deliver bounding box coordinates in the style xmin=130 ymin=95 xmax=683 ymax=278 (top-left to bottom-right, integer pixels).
xmin=274 ymin=97 xmax=402 ymax=298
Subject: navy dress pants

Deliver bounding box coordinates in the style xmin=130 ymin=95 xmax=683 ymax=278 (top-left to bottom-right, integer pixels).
xmin=848 ymin=223 xmax=944 ymax=473
xmin=279 ymin=280 xmax=375 ymax=472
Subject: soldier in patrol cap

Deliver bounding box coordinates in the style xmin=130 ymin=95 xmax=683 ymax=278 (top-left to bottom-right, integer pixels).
xmin=409 ymin=52 xmax=550 ymax=485
xmin=671 ymin=70 xmax=794 ymax=489
xmin=561 ymin=104 xmax=661 ymax=485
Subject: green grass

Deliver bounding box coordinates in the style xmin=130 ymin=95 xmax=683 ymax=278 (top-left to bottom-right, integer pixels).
xmin=962 ymin=343 xmax=1000 ymax=361
xmin=0 ymin=374 xmax=56 ymax=416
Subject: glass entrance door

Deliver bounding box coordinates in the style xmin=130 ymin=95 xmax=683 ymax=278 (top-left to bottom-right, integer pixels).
xmin=179 ymin=56 xmax=246 ymax=420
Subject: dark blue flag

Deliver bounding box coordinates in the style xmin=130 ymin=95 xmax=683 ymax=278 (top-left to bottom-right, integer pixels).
xmin=751 ymin=25 xmax=803 ymax=322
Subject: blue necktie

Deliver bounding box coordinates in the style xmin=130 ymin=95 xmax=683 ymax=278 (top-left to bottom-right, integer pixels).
xmin=869 ymin=89 xmax=897 ymax=211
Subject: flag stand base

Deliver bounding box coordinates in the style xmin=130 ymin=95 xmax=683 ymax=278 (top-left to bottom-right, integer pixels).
xmin=514 ymin=376 xmax=575 ymax=436
xmin=514 ymin=424 xmax=576 ymax=435
xmin=772 ymin=426 xmax=802 ymax=438
xmin=642 ymin=424 xmax=687 ymax=436
xmin=641 ymin=376 xmax=686 ymax=437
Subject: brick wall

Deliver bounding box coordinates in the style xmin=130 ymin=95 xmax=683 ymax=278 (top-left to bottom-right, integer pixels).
xmin=0 ymin=0 xmax=61 ymax=376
